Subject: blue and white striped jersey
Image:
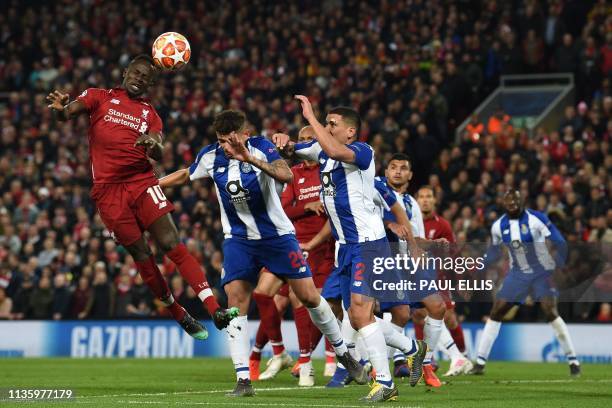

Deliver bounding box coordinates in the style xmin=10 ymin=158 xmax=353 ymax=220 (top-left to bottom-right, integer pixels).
xmin=294 ymin=140 xmax=386 ymax=244
xmin=375 ymin=176 xmax=425 ymax=240
xmin=189 ymin=136 xmax=295 ymax=240
xmin=373 ymin=177 xmax=397 ymax=216
xmin=487 ymin=209 xmax=566 ymax=272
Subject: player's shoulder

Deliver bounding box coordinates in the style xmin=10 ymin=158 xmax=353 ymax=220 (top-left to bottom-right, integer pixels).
xmin=435 ymin=214 xmax=452 ymax=228
xmin=194 ymin=142 xmax=220 ymax=162
xmin=249 ymin=136 xmax=277 ymax=152
xmin=349 ymin=141 xmax=373 ymax=149
xmin=525 ymin=209 xmax=552 ymax=226
xmin=78 ymin=87 xmax=110 ymax=98
xmin=491 ymin=214 xmax=506 ymax=232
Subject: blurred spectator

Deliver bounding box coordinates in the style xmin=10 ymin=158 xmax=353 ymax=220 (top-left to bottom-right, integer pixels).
xmin=0 ymin=287 xmax=12 ymax=319
xmin=84 ymin=266 xmax=114 ymax=319
xmin=52 ymin=273 xmax=71 ymax=320
xmin=596 ymin=303 xmax=612 ymax=322
xmin=29 ymin=276 xmax=54 ymax=319
xmin=0 ymin=0 xmax=609 ymax=323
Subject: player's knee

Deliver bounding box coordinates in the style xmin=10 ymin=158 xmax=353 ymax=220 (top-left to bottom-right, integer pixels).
xmin=428 ymin=301 xmax=446 ymax=320
xmin=411 ymin=308 xmax=427 ymax=325
xmin=391 ymin=307 xmax=410 ymax=327
xmin=327 ymin=298 xmax=343 ymax=319
xmin=157 ymin=235 xmax=179 ymax=254
xmin=444 ymin=311 xmax=458 ymax=329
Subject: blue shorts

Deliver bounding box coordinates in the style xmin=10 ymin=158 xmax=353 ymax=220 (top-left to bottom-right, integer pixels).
xmin=321 ymin=265 xmax=342 ymax=300
xmin=497 ymin=269 xmax=558 ymax=303
xmin=221 ymin=235 xmax=312 ymax=286
xmin=325 ymin=238 xmax=393 ymax=310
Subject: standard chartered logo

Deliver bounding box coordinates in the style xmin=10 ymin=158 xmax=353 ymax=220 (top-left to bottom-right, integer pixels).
xmin=103 ymin=108 xmax=144 ymax=131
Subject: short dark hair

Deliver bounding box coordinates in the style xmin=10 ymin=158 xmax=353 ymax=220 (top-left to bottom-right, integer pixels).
xmin=418 ymin=185 xmax=436 ymax=198
xmin=329 ymin=106 xmax=361 ymax=133
xmin=213 ymin=110 xmax=247 ymax=135
xmin=388 ymin=153 xmax=411 ymax=169
xmin=130 ymin=54 xmax=156 ymax=67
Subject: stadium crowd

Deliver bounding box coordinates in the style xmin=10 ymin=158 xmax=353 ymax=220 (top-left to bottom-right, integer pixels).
xmin=0 ymin=0 xmax=610 ymax=323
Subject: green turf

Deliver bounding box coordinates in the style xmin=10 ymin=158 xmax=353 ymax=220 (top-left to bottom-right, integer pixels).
xmin=0 ymin=358 xmax=610 ymax=407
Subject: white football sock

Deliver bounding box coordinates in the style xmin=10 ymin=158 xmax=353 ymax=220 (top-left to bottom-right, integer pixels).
xmin=424 ymin=316 xmax=444 ymax=363
xmin=438 ymin=325 xmax=465 ymax=360
xmin=359 ymin=321 xmax=394 ymax=388
xmin=227 ymin=315 xmax=250 ymax=381
xmin=476 ymin=319 xmax=501 ymax=365
xmin=307 ymin=296 xmax=348 ymax=356
xmin=550 ymin=316 xmax=578 ymax=364
xmin=341 ymin=316 xmax=361 ymax=362
xmin=391 ymin=322 xmax=408 ymax=362
xmin=376 ymin=316 xmax=418 ymax=356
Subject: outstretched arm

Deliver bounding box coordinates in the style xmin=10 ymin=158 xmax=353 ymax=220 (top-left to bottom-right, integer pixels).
xmin=294 ymin=95 xmax=357 ymax=163
xmin=159 ymin=168 xmax=190 ymax=188
xmin=301 ymin=220 xmax=333 ymax=252
xmin=226 ymin=134 xmax=293 ymax=184
xmin=46 ymin=90 xmax=87 ymax=121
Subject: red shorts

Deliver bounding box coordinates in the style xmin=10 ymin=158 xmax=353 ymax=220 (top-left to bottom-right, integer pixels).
xmin=91 ymin=179 xmax=174 ymax=246
xmin=306 ymin=240 xmax=334 ymax=289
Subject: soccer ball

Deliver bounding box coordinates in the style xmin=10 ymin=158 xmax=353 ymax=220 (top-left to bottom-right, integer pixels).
xmin=152 ymin=32 xmax=191 ymax=70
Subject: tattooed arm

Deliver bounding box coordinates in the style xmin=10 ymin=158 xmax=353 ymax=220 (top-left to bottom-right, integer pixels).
xmin=247 ymin=157 xmax=294 ymax=184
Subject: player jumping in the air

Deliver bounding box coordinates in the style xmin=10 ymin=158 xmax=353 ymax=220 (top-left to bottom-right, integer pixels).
xmin=160 ymin=110 xmax=367 ymax=397
xmin=45 ymin=55 xmax=237 ymax=338
xmin=274 ymin=97 xmax=427 ymax=402
xmin=471 ymin=190 xmax=580 ymax=377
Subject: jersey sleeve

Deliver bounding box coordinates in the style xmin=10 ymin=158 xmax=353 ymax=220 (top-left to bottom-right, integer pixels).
xmin=483 ymin=219 xmax=503 ymax=268
xmin=76 ymin=88 xmax=106 ymax=113
xmin=346 ymin=142 xmax=373 ymax=170
xmin=294 ymin=140 xmax=323 ymax=161
xmin=374 ymin=179 xmax=397 ymax=210
xmin=251 ymin=137 xmax=282 ymax=162
xmin=529 ymin=210 xmax=568 ymax=266
xmin=189 ymin=144 xmax=216 ymax=180
xmin=148 ymin=107 xmax=163 ymax=134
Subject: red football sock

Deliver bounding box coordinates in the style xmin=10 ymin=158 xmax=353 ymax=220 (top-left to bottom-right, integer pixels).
xmin=294 ymin=306 xmax=311 ymax=363
xmin=414 ymin=321 xmax=424 ymax=340
xmin=250 ymin=323 xmax=269 ymax=361
xmin=135 ymin=256 xmax=186 ymax=321
xmin=253 ymin=292 xmax=284 ymax=355
xmin=449 ymin=324 xmax=466 ymax=353
xmin=166 ymin=243 xmax=220 ymax=315
xmin=308 ymin=317 xmax=323 ymax=352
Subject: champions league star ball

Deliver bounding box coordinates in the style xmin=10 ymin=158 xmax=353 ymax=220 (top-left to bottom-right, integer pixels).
xmin=152 ymin=32 xmax=191 ymax=70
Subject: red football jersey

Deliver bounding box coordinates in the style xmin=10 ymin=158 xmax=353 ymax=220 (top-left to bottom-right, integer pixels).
xmin=281 ymin=162 xmax=327 ymax=242
xmin=423 ymin=213 xmax=455 ymax=243
xmin=77 ymin=87 xmax=162 ymax=184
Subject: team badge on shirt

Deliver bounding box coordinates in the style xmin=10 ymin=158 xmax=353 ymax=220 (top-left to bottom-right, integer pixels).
xmin=321 ymin=172 xmax=336 ymax=197
xmin=521 ymin=224 xmax=528 ymax=235
xmin=240 ymin=162 xmax=253 ymax=173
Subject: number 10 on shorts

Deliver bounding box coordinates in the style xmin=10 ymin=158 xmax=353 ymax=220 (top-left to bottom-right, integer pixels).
xmin=147 ymin=185 xmax=168 ymax=209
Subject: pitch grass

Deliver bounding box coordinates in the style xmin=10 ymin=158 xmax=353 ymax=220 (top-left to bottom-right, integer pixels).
xmin=0 ymin=359 xmax=611 ymax=407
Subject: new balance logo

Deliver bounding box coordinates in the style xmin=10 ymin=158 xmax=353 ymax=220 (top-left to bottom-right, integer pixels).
xmin=298 ymin=178 xmax=305 ymax=184
xmin=110 ymin=99 xmax=120 ymax=105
